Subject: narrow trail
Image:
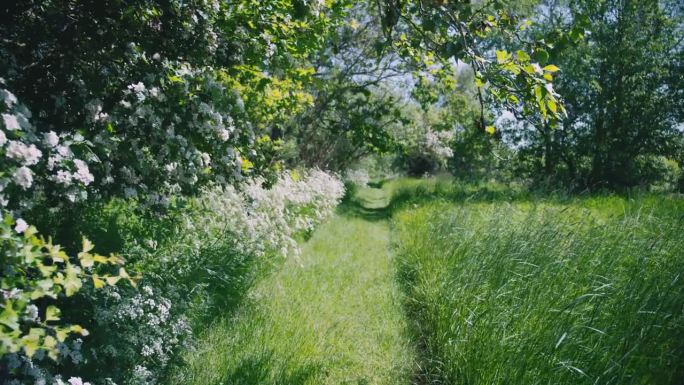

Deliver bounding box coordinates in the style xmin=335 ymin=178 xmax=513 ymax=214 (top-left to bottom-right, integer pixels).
xmin=179 ymin=186 xmax=415 ymax=385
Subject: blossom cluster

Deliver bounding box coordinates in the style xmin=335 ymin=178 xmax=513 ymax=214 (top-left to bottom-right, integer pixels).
xmin=96 ymin=60 xmax=250 ymax=203
xmin=424 ymin=128 xmax=455 ymax=160
xmin=197 ymin=169 xmax=345 ymax=259
xmin=89 ymin=286 xmax=191 ymax=385
xmin=0 ymin=83 xmax=95 ymax=211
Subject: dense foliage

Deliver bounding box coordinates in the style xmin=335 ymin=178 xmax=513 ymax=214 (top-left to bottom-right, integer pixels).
xmin=494 ymin=0 xmax=684 ymax=189
xmin=1 ymin=1 xmax=350 ymax=383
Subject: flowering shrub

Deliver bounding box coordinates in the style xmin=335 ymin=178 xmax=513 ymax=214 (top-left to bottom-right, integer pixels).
xmin=84 ymin=285 xmax=191 ymax=385
xmin=32 ymin=169 xmax=344 ymax=385
xmin=0 ymin=1 xmax=352 ymax=209
xmin=0 ymin=83 xmax=96 ymax=211
xmin=0 ymin=2 xmax=350 ymax=384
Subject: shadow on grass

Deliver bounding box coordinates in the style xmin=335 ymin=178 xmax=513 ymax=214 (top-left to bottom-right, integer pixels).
xmin=337 ymin=200 xmax=392 ymax=221
xmin=338 ymin=178 xmax=538 ymax=222
xmin=220 ymin=353 xmax=323 ymax=385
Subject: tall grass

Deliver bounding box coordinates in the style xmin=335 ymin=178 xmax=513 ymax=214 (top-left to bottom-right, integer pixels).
xmin=393 ymin=196 xmax=684 ymax=384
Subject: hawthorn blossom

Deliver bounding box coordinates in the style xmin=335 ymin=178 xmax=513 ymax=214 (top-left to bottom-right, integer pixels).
xmin=14 ymin=218 xmax=28 ymax=233
xmin=25 ymin=304 xmax=39 ymax=321
xmin=2 ymin=113 xmax=20 ymax=130
xmin=217 ymin=128 xmax=231 ymax=141
xmin=164 ymin=163 xmax=178 ymax=173
xmin=54 ymin=170 xmax=72 ymax=185
xmin=67 ymin=377 xmax=91 ymax=385
xmin=0 ymin=129 xmax=6 ymax=146
xmin=5 ymin=140 xmax=42 ymax=165
xmin=129 ymin=82 xmax=146 ymax=93
xmin=73 ymin=159 xmax=94 ymax=185
xmin=57 ymin=145 xmax=72 ymax=157
xmin=44 ymin=131 xmax=59 ymax=147
xmin=85 ymin=99 xmax=108 ymax=122
xmin=13 ymin=166 xmax=33 ymax=189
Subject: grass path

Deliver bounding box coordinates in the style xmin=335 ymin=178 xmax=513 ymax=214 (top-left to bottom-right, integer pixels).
xmin=175 ymin=186 xmax=415 ymax=384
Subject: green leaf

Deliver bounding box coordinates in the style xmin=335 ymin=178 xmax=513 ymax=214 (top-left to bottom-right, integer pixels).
xmin=495 ymin=50 xmax=509 ymax=64
xmin=0 ymin=301 xmax=20 ymax=330
xmin=543 ymin=64 xmax=560 ymax=72
xmin=45 ymin=305 xmax=61 ymax=322
xmin=63 ymin=264 xmax=83 ymax=297
xmin=533 ymin=49 xmax=549 ymax=64
xmin=79 ymin=252 xmax=94 ymax=268
xmin=82 ymin=238 xmax=94 ymax=253
xmin=70 ymin=324 xmax=89 ymax=336
xmin=485 ymin=125 xmax=496 ymax=135
xmin=547 ymin=99 xmax=558 ymax=114
xmin=21 ymin=328 xmax=45 ymax=358
xmin=92 ymin=275 xmax=106 ymax=289
xmin=516 ymin=50 xmax=530 ymax=62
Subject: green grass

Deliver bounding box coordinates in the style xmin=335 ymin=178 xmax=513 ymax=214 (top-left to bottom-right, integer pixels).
xmin=167 ymin=177 xmax=683 ymax=384
xmin=393 ymin=193 xmax=684 ymax=384
xmin=173 ymin=214 xmax=415 ymax=385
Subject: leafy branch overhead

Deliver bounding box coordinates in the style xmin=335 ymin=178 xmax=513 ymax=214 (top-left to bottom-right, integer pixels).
xmin=378 ymin=0 xmax=576 ymax=128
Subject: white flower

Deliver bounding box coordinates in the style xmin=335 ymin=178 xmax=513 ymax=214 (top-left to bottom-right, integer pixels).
xmin=14 ymin=218 xmax=28 ymax=233
xmin=57 ymin=145 xmax=72 ymax=157
xmin=0 ymin=129 xmax=6 ymax=146
xmin=164 ymin=162 xmax=178 ymax=173
xmin=25 ymin=304 xmax=39 ymax=320
xmin=217 ymin=128 xmax=231 ymax=141
xmin=128 ymin=82 xmax=147 ymax=100
xmin=200 ymin=152 xmax=211 ymax=166
xmin=2 ymin=113 xmax=20 ymax=130
xmin=44 ymin=131 xmax=59 ymax=147
xmin=149 ymin=87 xmax=160 ymax=98
xmin=85 ymin=99 xmax=108 ymax=122
xmin=5 ymin=140 xmax=42 ymax=165
xmin=545 ymin=82 xmax=556 ymax=95
xmin=67 ymin=377 xmax=91 ymax=385
xmin=128 ymin=82 xmax=146 ymax=93
xmin=13 ymin=166 xmax=33 ymax=189
xmin=532 ymin=63 xmax=543 ymax=75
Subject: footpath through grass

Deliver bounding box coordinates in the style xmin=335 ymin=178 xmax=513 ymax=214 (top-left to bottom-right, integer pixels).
xmin=174 ymin=186 xmax=415 ymax=384
xmin=173 ymin=178 xmax=684 ymax=384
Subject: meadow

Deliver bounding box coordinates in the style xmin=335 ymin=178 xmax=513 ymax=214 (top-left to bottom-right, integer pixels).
xmin=389 ymin=179 xmax=684 ymax=384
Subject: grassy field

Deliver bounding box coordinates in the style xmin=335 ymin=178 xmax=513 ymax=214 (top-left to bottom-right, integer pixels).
xmin=174 ymin=212 xmax=415 ymax=385
xmin=391 ymin=180 xmax=684 ymax=384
